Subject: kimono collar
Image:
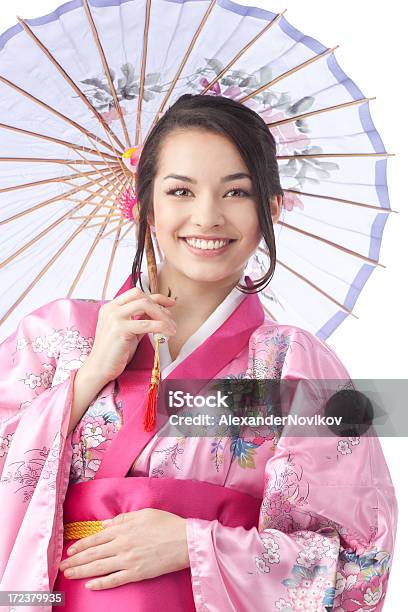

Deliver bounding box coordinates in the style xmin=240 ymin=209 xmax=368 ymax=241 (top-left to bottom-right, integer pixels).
xmin=96 ymin=273 xmax=265 ymax=478
xmin=141 ymin=264 xmax=248 ymax=377
xmin=114 ymin=270 xmax=265 ymax=381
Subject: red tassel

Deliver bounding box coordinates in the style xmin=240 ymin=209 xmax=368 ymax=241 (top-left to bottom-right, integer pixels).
xmin=144 ymin=384 xmax=158 ymax=432
xmin=143 ymin=334 xmax=161 ymax=432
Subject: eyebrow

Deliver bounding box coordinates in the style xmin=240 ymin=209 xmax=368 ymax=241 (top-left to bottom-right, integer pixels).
xmin=163 ymin=172 xmax=251 ymax=183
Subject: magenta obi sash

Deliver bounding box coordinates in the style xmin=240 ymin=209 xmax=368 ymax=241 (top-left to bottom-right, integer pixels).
xmin=54 ymin=475 xmax=261 ymax=610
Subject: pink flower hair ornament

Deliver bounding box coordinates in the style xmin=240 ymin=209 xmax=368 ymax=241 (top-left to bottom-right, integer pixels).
xmin=117 ymin=145 xmax=144 ymax=222
xmin=122 ymin=144 xmax=143 ymax=174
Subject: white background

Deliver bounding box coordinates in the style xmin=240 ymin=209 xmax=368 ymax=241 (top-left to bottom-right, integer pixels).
xmin=0 ymin=0 xmax=405 ymax=608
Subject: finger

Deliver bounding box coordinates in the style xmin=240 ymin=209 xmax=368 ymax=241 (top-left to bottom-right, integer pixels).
xmin=61 ymin=540 xmax=115 ymax=571
xmin=114 ymin=286 xmax=175 ymax=306
xmin=101 ymin=512 xmax=136 ymax=526
xmin=122 ymin=318 xmax=176 ymax=337
xmin=85 ymin=569 xmax=135 ymax=590
xmin=63 ymin=553 xmax=123 ymax=581
xmin=66 ymin=530 xmax=111 ymax=556
xmin=112 ymin=287 xmax=146 ymax=306
xmin=118 ymin=298 xmax=176 ymax=325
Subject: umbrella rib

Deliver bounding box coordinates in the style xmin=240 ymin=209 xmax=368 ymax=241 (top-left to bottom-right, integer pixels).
xmin=0 ymin=180 xmax=117 ymax=270
xmin=283 ymin=188 xmax=397 ymax=213
xmin=0 ymin=168 xmax=111 ymax=194
xmin=261 ymin=303 xmax=278 ymax=322
xmin=83 ymin=131 xmax=128 ymax=189
xmin=64 ymin=191 xmax=120 ymax=210
xmin=61 ymin=168 xmax=115 ymax=184
xmin=74 ymin=218 xmax=121 ymax=231
xmin=0 ymin=122 xmax=117 ymax=161
xmin=71 ymin=214 xmax=122 ymax=220
xmin=67 ymin=180 xmax=124 ymax=296
xmin=62 ymin=161 xmax=124 ymax=212
xmin=0 ymin=188 xmax=122 ymax=329
xmin=272 ymin=252 xmax=359 ymax=319
xmin=68 ymin=201 xmax=121 ymax=212
xmin=200 ymin=10 xmax=287 ymax=95
xmin=102 ymin=217 xmax=127 ymax=300
xmin=146 ymin=0 xmax=218 ymax=141
xmin=278 ymin=152 xmax=394 ymax=159
xmin=238 ymin=46 xmax=339 ymax=104
xmin=266 ymin=97 xmax=375 ymax=127
xmin=72 ymin=173 xmax=130 ymax=220
xmin=63 ymin=185 xmax=116 ymax=198
xmin=67 ymin=143 xmax=123 ymax=187
xmin=63 ymin=160 xmax=120 ymax=196
xmin=135 ymin=0 xmax=152 ymax=145
xmin=0 ymin=74 xmax=121 ymax=156
xmin=104 ymin=220 xmax=133 ymax=240
xmin=0 ymin=157 xmax=117 ymax=166
xmin=82 ymin=0 xmax=131 ymax=149
xmin=276 ymin=219 xmax=386 ymax=267
xmin=0 ymin=171 xmax=116 ymax=227
xmin=16 ymin=17 xmax=125 ymax=153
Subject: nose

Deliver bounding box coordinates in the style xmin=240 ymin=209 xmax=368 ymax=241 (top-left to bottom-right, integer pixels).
xmin=190 ymin=195 xmax=225 ymax=229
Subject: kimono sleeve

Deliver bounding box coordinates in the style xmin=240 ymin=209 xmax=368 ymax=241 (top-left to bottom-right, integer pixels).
xmin=0 ymin=298 xmax=101 ymax=595
xmin=185 ymin=327 xmax=398 ymax=612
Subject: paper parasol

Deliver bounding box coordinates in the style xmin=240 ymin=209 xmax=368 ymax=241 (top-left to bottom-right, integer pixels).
xmin=0 ymin=0 xmax=396 ymax=346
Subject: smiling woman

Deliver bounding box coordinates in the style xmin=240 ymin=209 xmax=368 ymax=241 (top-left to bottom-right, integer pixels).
xmin=0 ymin=92 xmax=397 ymax=612
xmin=154 ymin=130 xmax=280 ymax=289
xmin=132 ymin=94 xmax=283 ymax=298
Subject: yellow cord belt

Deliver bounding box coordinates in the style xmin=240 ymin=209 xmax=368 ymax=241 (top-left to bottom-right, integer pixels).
xmin=64 ymin=520 xmax=104 ymax=540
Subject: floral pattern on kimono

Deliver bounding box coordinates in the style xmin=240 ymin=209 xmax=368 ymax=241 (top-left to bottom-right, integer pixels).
xmin=0 ymin=295 xmax=398 ymax=612
xmin=0 ymin=298 xmax=104 ymax=601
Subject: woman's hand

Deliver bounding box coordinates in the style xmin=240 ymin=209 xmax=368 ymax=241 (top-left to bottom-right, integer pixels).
xmin=85 ymin=287 xmax=177 ymax=384
xmin=59 ymin=509 xmax=190 ymax=590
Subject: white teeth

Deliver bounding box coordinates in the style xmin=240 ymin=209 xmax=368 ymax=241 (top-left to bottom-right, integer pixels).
xmin=185 ymin=238 xmax=229 ymax=250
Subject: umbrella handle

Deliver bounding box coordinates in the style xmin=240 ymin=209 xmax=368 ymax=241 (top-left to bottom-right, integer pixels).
xmin=144 ymin=223 xmax=164 ymax=433
xmin=132 ymin=172 xmax=158 ymax=295
xmin=144 ymin=217 xmax=167 ymax=344
xmin=145 ymin=223 xmax=158 ymax=294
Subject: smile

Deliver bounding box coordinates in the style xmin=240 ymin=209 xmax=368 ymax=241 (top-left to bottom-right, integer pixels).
xmin=180 ymin=237 xmax=235 ymax=256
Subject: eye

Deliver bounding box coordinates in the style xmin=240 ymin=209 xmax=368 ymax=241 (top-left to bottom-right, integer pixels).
xmin=225 ymin=187 xmax=251 ymax=198
xmin=166 ymin=186 xmax=192 ymax=197
xmin=165 ymin=186 xmax=251 ymax=198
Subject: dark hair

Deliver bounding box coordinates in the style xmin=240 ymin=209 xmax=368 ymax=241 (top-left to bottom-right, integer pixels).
xmin=131 ymin=93 xmax=283 ymax=294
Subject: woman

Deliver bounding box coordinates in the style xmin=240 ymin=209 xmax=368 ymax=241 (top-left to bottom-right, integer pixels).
xmin=0 ymin=94 xmax=397 ymax=611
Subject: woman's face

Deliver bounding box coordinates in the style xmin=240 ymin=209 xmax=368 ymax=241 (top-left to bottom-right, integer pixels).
xmin=147 ymin=128 xmax=281 ymax=286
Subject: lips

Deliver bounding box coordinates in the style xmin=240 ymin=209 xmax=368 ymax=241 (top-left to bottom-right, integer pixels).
xmin=180 ymin=236 xmax=234 ymax=242
xmin=180 ymin=237 xmax=235 ymax=257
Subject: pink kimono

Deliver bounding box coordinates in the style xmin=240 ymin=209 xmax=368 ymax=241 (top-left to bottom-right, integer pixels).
xmin=0 ymin=273 xmax=397 ymax=611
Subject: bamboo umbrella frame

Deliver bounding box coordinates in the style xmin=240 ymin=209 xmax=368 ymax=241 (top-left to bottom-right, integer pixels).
xmin=0 ymin=179 xmax=123 ymax=327
xmin=0 ymin=0 xmax=396 ymax=325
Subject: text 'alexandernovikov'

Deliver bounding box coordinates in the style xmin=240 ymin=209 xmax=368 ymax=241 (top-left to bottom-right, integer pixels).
xmin=167 ymin=414 xmax=343 ymax=427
